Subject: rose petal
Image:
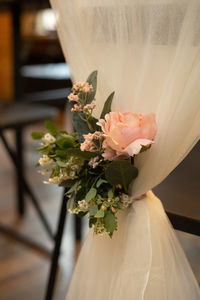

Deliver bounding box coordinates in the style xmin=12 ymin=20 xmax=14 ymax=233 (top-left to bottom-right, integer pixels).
xmin=124 ymin=139 xmax=155 ymax=156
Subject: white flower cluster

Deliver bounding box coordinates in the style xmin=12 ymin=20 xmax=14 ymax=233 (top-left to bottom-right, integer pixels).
xmin=68 ymin=200 xmax=88 ymax=214
xmin=94 ymin=222 xmax=106 ymax=235
xmin=42 ymin=133 xmax=56 ymax=145
xmin=39 ymin=154 xmax=54 ymax=167
xmin=44 ymin=156 xmax=84 ymax=185
xmin=78 ymin=200 xmax=89 ymax=212
xmin=120 ymin=193 xmax=134 ymax=209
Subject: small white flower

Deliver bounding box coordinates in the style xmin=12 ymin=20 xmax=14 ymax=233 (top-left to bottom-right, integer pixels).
xmin=94 ymin=222 xmax=106 ymax=235
xmin=42 ymin=133 xmax=56 ymax=145
xmin=78 ymin=200 xmax=88 ymax=212
xmin=39 ymin=154 xmax=54 ymax=167
xmin=38 ymin=169 xmax=52 ymax=175
xmin=68 ymin=207 xmax=80 ymax=214
xmin=120 ymin=193 xmax=133 ymax=208
xmin=44 ymin=176 xmax=60 ymax=185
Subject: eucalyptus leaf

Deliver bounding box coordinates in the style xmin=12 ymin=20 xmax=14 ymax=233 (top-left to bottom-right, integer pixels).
xmin=105 ymin=160 xmax=138 ymax=192
xmin=65 ymin=182 xmax=79 ymax=195
xmin=100 ymin=91 xmax=114 ymax=119
xmin=89 ymin=205 xmax=98 ymax=216
xmin=96 ymin=179 xmax=107 ymax=188
xmin=56 ymin=161 xmax=68 ymax=167
xmin=67 ymin=197 xmax=73 ymax=210
xmin=94 ymin=209 xmax=105 ymax=218
xmin=85 ymin=187 xmax=97 ymax=202
xmin=104 ymin=211 xmax=117 ymax=237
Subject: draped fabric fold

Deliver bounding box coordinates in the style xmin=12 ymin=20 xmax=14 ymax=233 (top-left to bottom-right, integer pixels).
xmin=66 ymin=192 xmax=200 ymax=300
xmin=50 ymin=0 xmax=200 ymax=299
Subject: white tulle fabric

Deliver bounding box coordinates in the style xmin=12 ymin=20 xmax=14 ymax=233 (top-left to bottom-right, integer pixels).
xmin=50 ymin=0 xmax=200 ymax=299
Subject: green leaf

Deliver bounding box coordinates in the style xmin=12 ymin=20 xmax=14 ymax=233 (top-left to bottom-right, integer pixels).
xmin=56 ymin=160 xmax=68 ymax=167
xmin=59 ymin=179 xmax=76 ymax=188
xmin=31 ymin=132 xmax=44 ymax=140
xmin=75 ymin=186 xmax=86 ymax=201
xmin=67 ymin=197 xmax=73 ymax=210
xmin=56 ymin=136 xmax=75 ymax=149
xmin=59 ymin=130 xmax=68 ymax=135
xmin=96 ymin=179 xmax=107 ymax=188
xmin=35 ymin=162 xmax=40 ymax=167
xmin=85 ymin=187 xmax=97 ymax=202
xmin=86 ymin=70 xmax=98 ymax=103
xmin=67 ymin=148 xmax=98 ymax=160
xmin=104 ymin=211 xmax=117 ymax=237
xmin=94 ymin=209 xmax=105 ymax=218
xmin=44 ymin=120 xmax=58 ymax=136
xmin=36 ymin=145 xmax=49 ymax=152
xmin=89 ymin=205 xmax=98 ymax=216
xmin=72 ymin=112 xmax=90 ymax=142
xmin=108 ymin=189 xmax=114 ymax=198
xmin=55 ymin=150 xmax=68 ymax=159
xmin=105 ymin=160 xmax=138 ymax=192
xmin=100 ymin=92 xmax=114 ymax=119
xmin=65 ymin=182 xmax=79 ymax=195
xmin=89 ymin=217 xmax=97 ymax=228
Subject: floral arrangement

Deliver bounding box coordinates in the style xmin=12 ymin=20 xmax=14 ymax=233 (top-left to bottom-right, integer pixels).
xmin=32 ymin=71 xmax=157 ymax=237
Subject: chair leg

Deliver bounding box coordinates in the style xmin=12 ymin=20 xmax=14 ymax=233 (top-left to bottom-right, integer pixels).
xmin=15 ymin=128 xmax=25 ymax=216
xmin=45 ymin=189 xmax=68 ymax=300
xmin=75 ymin=215 xmax=82 ymax=242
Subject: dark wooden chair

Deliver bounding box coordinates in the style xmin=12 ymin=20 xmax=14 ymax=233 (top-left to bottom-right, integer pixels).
xmin=0 ymin=102 xmax=58 ymax=252
xmin=0 ymin=101 xmax=82 ymax=300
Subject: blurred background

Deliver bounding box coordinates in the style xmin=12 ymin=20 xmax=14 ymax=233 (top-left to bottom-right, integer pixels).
xmin=0 ymin=1 xmax=199 ymax=300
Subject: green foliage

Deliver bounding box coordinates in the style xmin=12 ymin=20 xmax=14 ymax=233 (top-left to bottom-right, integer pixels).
xmin=108 ymin=189 xmax=114 ymax=198
xmin=55 ymin=136 xmax=75 ymax=149
xmin=89 ymin=205 xmax=98 ymax=216
xmin=85 ymin=187 xmax=97 ymax=202
xmin=96 ymin=179 xmax=107 ymax=188
xmin=66 ymin=182 xmax=79 ymax=196
xmin=59 ymin=179 xmax=76 ymax=188
xmin=44 ymin=120 xmax=58 ymax=136
xmin=31 ymin=132 xmax=44 ymax=140
xmin=31 ymin=70 xmax=153 ymax=237
xmin=72 ymin=112 xmax=90 ymax=142
xmin=86 ymin=70 xmax=98 ymax=103
xmin=104 ymin=210 xmax=117 ymax=237
xmin=100 ymin=91 xmax=114 ymax=119
xmin=67 ymin=148 xmax=98 ymax=160
xmin=105 ymin=159 xmax=138 ymax=192
xmin=95 ymin=209 xmax=105 ymax=218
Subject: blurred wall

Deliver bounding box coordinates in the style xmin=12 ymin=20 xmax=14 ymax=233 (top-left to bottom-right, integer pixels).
xmin=0 ymin=12 xmax=13 ymax=102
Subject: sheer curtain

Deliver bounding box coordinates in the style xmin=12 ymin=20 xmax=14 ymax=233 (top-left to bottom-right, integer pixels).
xmin=50 ymin=0 xmax=200 ymax=299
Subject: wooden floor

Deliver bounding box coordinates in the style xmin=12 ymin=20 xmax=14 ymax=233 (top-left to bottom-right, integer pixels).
xmin=0 ymin=114 xmax=199 ymax=300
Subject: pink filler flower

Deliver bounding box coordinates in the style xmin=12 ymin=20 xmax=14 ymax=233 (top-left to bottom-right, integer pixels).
xmin=97 ymin=109 xmax=157 ymax=160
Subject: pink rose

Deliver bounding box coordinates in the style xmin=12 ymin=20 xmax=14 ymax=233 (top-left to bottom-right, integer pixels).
xmin=97 ymin=109 xmax=157 ymax=160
